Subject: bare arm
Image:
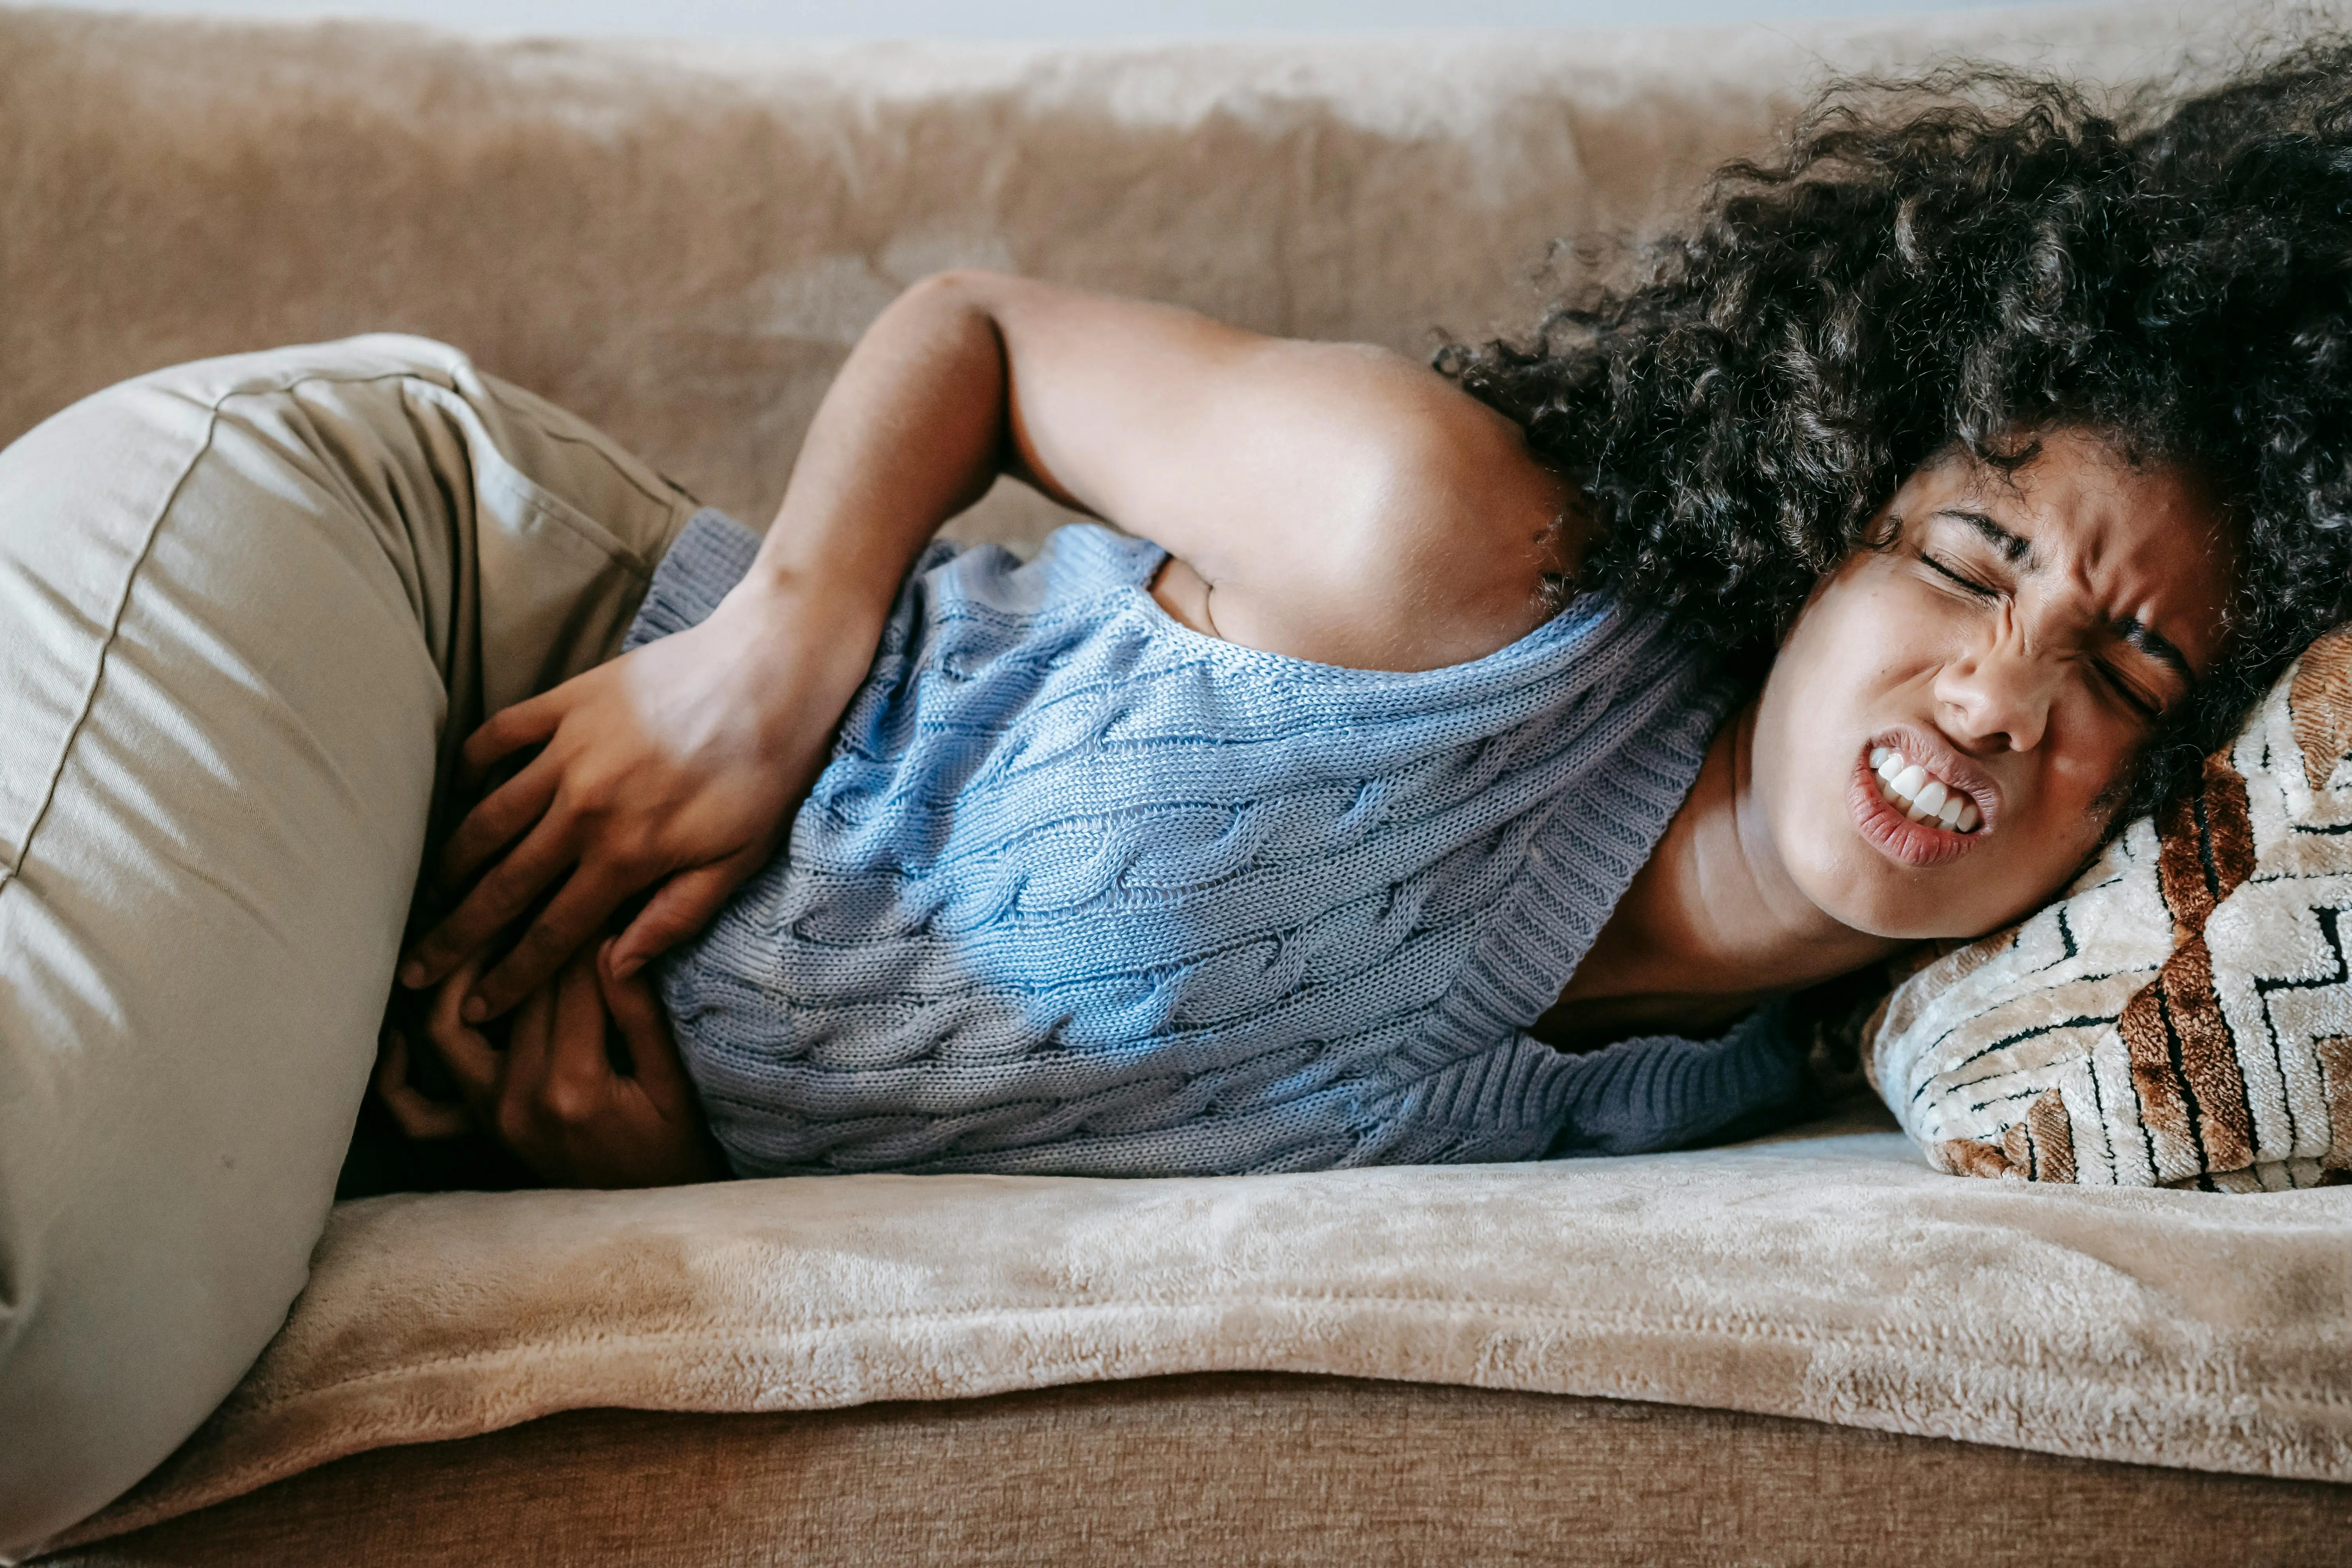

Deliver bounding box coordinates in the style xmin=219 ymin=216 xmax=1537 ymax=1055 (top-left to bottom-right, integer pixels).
xmin=400 ymin=272 xmax=1575 ymax=1020
xmin=762 ymin=270 xmax=1575 ymax=669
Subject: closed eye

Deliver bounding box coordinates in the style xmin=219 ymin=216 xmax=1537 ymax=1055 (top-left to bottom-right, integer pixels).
xmin=2093 ymin=660 xmax=2165 ymax=722
xmin=1922 ymin=553 xmax=1999 ymax=598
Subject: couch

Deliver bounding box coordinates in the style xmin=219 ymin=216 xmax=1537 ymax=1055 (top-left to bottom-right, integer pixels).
xmin=5 ymin=3 xmax=2348 ymax=1560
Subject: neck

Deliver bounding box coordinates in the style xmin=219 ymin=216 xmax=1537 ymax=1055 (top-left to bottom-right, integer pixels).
xmin=1557 ymin=701 xmax=1898 ymax=1017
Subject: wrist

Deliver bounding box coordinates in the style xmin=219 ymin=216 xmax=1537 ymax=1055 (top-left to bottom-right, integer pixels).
xmin=709 ymin=565 xmax=887 ymax=710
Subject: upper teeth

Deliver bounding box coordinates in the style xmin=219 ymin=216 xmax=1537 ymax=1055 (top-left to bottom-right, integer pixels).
xmin=1871 ymin=746 xmax=1980 ymax=832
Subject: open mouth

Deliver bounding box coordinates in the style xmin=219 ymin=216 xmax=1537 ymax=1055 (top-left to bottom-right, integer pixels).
xmin=1847 ymin=733 xmax=1996 ymax=869
xmin=1868 ymin=746 xmax=1982 ymax=833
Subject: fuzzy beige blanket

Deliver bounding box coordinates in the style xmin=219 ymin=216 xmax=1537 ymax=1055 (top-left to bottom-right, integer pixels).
xmin=45 ymin=1106 xmax=2352 ymax=1551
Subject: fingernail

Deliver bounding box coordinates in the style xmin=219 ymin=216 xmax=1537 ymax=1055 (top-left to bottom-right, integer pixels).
xmin=398 ymin=961 xmax=426 ymax=989
xmin=461 ymin=995 xmax=487 ymax=1024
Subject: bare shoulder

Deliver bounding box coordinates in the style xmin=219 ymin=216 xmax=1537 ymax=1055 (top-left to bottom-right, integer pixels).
xmin=1264 ymin=340 xmax=1534 ymax=469
xmin=1214 ymin=339 xmax=1586 ymax=670
xmin=951 ymin=271 xmax=1584 ymax=670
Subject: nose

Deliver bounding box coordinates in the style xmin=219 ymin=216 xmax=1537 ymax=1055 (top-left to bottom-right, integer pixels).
xmin=1933 ymin=624 xmax=2056 ymax=753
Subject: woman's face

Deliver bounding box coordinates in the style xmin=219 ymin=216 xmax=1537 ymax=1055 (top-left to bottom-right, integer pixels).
xmin=1754 ymin=428 xmax=2236 ymax=940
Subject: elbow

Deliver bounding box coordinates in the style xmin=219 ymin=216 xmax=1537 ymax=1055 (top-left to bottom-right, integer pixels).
xmin=887 ymin=271 xmax=1024 ymax=364
xmin=898 ymin=268 xmax=1014 ymax=318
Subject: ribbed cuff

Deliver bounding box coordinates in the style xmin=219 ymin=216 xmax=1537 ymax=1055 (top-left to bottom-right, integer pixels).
xmin=1544 ymin=1000 xmax=1807 ymax=1156
xmin=624 ymin=508 xmax=761 ymax=651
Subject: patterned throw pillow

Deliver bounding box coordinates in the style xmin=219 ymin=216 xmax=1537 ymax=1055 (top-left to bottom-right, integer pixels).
xmin=1866 ymin=629 xmax=2352 ymax=1190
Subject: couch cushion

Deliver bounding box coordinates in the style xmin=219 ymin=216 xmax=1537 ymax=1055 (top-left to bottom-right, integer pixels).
xmin=44 ymin=1380 xmax=2352 ymax=1568
xmin=0 ymin=2 xmax=2269 ymax=553
xmin=39 ymin=1105 xmax=2352 ymax=1554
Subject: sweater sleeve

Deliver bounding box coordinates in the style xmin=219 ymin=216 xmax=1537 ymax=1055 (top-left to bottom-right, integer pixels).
xmin=1541 ymin=1002 xmax=1809 ymax=1158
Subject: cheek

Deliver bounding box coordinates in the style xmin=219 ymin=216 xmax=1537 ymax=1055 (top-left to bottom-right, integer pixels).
xmin=1785 ymin=572 xmax=1956 ymax=697
xmin=2039 ymin=697 xmax=2146 ymax=814
xmin=1948 ymin=719 xmax=2136 ymax=929
xmin=1766 ymin=580 xmax=1941 ymax=776
xmin=2043 ymin=747 xmax=2118 ymax=813
xmin=2009 ymin=715 xmax=2139 ymax=876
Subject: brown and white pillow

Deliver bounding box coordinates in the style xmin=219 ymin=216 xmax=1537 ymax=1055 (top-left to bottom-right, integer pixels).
xmin=1866 ymin=629 xmax=2352 ymax=1190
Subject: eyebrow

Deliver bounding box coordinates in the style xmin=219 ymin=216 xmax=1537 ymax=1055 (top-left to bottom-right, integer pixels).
xmin=1929 ymin=508 xmax=2196 ymax=685
xmin=1934 ymin=508 xmax=2034 ymax=566
xmin=2115 ymin=616 xmax=2194 ymax=684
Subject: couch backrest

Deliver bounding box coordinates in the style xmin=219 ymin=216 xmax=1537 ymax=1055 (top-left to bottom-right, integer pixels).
xmin=0 ymin=2 xmax=2281 ymax=543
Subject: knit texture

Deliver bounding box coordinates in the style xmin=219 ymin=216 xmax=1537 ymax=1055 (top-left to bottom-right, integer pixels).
xmin=629 ymin=510 xmax=1799 ymax=1176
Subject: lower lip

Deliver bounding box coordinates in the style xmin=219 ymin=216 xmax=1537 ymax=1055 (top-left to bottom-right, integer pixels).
xmin=1847 ymin=751 xmax=1985 ymax=869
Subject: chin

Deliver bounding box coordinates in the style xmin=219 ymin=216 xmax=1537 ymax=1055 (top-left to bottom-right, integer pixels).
xmin=1788 ymin=837 xmax=2009 ymax=942
xmin=1817 ymin=885 xmax=1978 ymax=942
xmin=1811 ymin=842 xmax=2082 ymax=942
xmin=1798 ymin=751 xmax=2074 ymax=942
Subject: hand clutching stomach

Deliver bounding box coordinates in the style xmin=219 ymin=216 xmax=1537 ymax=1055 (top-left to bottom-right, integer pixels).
xmin=373 ymin=939 xmax=724 ymax=1189
xmin=398 ymin=581 xmax=874 ymax=1027
xmin=370 ymin=517 xmax=881 ymax=1190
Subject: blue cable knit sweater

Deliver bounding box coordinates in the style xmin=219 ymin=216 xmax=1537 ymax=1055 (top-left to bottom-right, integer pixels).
xmin=626 ymin=510 xmax=1808 ymax=1177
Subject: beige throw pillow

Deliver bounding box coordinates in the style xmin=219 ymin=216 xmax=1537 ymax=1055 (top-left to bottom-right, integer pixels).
xmin=1866 ymin=630 xmax=2352 ymax=1190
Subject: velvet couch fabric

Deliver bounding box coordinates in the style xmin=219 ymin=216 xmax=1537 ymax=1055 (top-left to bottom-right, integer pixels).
xmin=45 ymin=1381 xmax=2352 ymax=1568
xmin=0 ymin=3 xmax=2276 ymax=548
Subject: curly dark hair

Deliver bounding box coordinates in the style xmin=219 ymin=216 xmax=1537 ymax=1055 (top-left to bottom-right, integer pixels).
xmin=1438 ymin=37 xmax=2352 ymax=815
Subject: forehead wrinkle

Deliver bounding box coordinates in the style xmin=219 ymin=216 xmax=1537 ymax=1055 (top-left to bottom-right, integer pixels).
xmin=1940 ymin=500 xmax=2200 ymax=682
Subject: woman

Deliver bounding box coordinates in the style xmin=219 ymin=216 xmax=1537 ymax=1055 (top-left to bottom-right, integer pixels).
xmin=373 ymin=48 xmax=2347 ymax=1187
xmin=2 ymin=46 xmax=2346 ymax=1545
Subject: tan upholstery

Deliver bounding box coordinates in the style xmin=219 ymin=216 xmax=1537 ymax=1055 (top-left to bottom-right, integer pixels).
xmin=0 ymin=4 xmax=2272 ymax=553
xmin=47 ymin=1378 xmax=2352 ymax=1567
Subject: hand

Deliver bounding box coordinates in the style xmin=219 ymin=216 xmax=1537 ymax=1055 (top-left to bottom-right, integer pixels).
xmin=397 ymin=583 xmax=877 ymax=1023
xmin=370 ymin=1025 xmax=475 ymax=1143
xmin=417 ymin=943 xmax=726 ymax=1189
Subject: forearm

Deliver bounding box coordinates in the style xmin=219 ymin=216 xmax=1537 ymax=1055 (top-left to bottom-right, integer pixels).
xmin=728 ymin=273 xmax=1014 ymax=650
xmin=402 ymin=279 xmax=1031 ymax=1013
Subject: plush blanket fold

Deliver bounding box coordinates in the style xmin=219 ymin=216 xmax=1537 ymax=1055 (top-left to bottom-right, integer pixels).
xmin=44 ymin=1110 xmax=2352 ymax=1552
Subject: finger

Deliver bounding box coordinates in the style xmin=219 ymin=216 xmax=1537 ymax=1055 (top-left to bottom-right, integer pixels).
xmin=458 ymin=688 xmax=569 ymax=786
xmin=608 ymin=852 xmax=763 ymax=978
xmin=464 ymin=861 xmax=646 ymax=1023
xmin=434 ymin=750 xmax=563 ymax=893
xmin=373 ymin=1027 xmax=474 ymax=1141
xmin=496 ymin=974 xmax=557 ymax=1132
xmin=399 ymin=812 xmax=581 ymax=992
xmin=599 ymin=938 xmax=693 ymax=1103
xmin=545 ymin=947 xmax=615 ymax=1125
xmin=422 ymin=960 xmax=503 ymax=1114
xmin=372 ymin=1024 xmax=406 ymax=1098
